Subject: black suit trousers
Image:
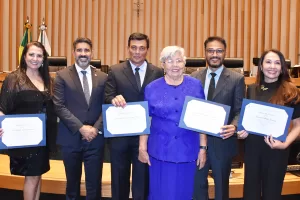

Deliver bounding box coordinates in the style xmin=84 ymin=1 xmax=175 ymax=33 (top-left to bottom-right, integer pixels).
xmin=193 ymin=137 xmax=232 ymax=200
xmin=61 ymin=139 xmax=104 ymax=200
xmin=109 ymin=136 xmax=149 ymax=200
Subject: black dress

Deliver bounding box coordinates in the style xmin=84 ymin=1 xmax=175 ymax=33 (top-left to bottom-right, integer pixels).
xmin=243 ymin=81 xmax=300 ymax=200
xmin=0 ymin=70 xmax=56 ymax=176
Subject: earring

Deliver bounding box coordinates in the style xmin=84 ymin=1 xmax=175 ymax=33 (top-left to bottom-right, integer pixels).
xmin=41 ymin=63 xmax=43 ymax=67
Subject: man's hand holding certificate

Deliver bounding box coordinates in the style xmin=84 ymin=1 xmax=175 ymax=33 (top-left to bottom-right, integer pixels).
xmin=237 ymin=99 xmax=294 ymax=141
xmin=179 ymin=96 xmax=231 ymax=137
xmin=0 ymin=114 xmax=46 ymax=149
xmin=102 ymin=101 xmax=150 ymax=137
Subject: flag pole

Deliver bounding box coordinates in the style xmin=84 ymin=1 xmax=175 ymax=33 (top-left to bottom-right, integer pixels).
xmin=18 ymin=16 xmax=32 ymax=64
xmin=38 ymin=18 xmax=51 ymax=56
xmin=25 ymin=16 xmax=32 ymax=43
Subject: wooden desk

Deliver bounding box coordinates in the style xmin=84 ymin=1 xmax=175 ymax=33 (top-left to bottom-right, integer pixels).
xmin=0 ymin=155 xmax=300 ymax=198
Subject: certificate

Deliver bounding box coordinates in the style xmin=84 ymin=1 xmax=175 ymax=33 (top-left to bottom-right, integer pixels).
xmin=102 ymin=101 xmax=150 ymax=138
xmin=237 ymin=99 xmax=294 ymax=141
xmin=0 ymin=114 xmax=46 ymax=149
xmin=179 ymin=96 xmax=231 ymax=137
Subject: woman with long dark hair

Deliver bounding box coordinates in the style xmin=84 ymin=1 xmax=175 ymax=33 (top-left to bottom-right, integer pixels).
xmin=0 ymin=41 xmax=56 ymax=200
xmin=238 ymin=49 xmax=300 ymax=200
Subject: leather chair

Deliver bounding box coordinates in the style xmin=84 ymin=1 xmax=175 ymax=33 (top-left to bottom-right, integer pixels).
xmin=90 ymin=59 xmax=101 ymax=69
xmin=48 ymin=56 xmax=67 ymax=72
xmin=185 ymin=57 xmax=206 ymax=67
xmin=224 ymin=58 xmax=244 ymax=68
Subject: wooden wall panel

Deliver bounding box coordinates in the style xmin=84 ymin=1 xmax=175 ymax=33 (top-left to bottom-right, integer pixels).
xmin=0 ymin=0 xmax=300 ymax=71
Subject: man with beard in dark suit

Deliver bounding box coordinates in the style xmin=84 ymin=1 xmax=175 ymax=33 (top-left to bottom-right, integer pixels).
xmin=53 ymin=37 xmax=107 ymax=200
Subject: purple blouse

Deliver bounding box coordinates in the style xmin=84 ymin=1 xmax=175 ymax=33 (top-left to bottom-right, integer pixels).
xmin=145 ymin=75 xmax=205 ymax=162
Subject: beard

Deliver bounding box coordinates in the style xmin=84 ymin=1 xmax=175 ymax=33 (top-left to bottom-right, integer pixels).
xmin=207 ymin=56 xmax=224 ymax=68
xmin=76 ymin=56 xmax=91 ymax=68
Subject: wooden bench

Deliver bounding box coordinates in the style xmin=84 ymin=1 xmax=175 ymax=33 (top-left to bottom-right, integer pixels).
xmin=1 ymin=155 xmax=300 ymax=198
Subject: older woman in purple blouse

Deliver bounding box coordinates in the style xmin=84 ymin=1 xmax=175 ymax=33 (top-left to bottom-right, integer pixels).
xmin=138 ymin=46 xmax=207 ymax=200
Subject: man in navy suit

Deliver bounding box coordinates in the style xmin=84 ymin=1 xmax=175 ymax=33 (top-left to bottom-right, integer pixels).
xmin=105 ymin=32 xmax=164 ymax=200
xmin=192 ymin=36 xmax=245 ymax=200
xmin=53 ymin=37 xmax=107 ymax=200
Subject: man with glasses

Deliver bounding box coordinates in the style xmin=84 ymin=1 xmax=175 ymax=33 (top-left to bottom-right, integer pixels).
xmin=191 ymin=36 xmax=245 ymax=200
xmin=105 ymin=32 xmax=164 ymax=200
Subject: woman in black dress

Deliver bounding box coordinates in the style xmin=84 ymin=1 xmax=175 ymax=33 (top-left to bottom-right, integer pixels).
xmin=238 ymin=49 xmax=300 ymax=200
xmin=0 ymin=41 xmax=56 ymax=200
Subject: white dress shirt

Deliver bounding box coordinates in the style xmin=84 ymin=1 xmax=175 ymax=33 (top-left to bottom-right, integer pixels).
xmin=75 ymin=64 xmax=92 ymax=96
xmin=129 ymin=60 xmax=147 ymax=87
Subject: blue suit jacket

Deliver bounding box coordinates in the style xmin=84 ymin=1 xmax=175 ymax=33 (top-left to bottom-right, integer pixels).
xmin=53 ymin=65 xmax=107 ymax=149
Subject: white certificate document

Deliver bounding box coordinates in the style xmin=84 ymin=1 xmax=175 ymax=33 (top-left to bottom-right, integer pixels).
xmin=0 ymin=114 xmax=46 ymax=149
xmin=238 ymin=99 xmax=293 ymax=141
xmin=179 ymin=96 xmax=230 ymax=137
xmin=103 ymin=101 xmax=150 ymax=137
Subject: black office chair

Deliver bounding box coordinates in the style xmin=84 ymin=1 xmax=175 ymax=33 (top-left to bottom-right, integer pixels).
xmin=90 ymin=59 xmax=101 ymax=69
xmin=48 ymin=56 xmax=67 ymax=72
xmin=224 ymin=58 xmax=244 ymax=68
xmin=185 ymin=57 xmax=206 ymax=67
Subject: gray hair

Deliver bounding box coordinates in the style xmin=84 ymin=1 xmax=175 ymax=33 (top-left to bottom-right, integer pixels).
xmin=160 ymin=46 xmax=186 ymax=64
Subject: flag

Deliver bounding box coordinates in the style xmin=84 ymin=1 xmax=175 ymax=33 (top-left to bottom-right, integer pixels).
xmin=19 ymin=18 xmax=32 ymax=63
xmin=38 ymin=19 xmax=51 ymax=56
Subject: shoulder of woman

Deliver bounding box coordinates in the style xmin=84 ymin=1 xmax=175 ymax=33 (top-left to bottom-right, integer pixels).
xmin=147 ymin=77 xmax=163 ymax=88
xmin=185 ymin=75 xmax=199 ymax=82
xmin=3 ymin=70 xmax=21 ymax=82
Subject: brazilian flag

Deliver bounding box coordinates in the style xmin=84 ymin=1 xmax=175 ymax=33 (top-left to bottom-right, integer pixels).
xmin=18 ymin=20 xmax=32 ymax=64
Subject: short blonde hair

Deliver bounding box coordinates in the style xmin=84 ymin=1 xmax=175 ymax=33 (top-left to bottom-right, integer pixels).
xmin=159 ymin=46 xmax=186 ymax=64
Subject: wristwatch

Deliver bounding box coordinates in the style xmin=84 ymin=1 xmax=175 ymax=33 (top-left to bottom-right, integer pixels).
xmin=233 ymin=125 xmax=238 ymax=135
xmin=199 ymin=146 xmax=208 ymax=150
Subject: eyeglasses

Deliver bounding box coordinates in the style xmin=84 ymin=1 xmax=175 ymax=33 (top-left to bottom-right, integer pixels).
xmin=206 ymin=49 xmax=225 ymax=55
xmin=165 ymin=59 xmax=184 ymax=65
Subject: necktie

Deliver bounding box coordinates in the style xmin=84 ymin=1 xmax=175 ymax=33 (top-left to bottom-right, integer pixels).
xmin=135 ymin=67 xmax=141 ymax=91
xmin=81 ymin=70 xmax=90 ymax=104
xmin=207 ymin=72 xmax=216 ymax=101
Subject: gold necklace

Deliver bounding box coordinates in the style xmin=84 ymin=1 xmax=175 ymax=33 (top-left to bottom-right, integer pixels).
xmin=261 ymin=85 xmax=268 ymax=91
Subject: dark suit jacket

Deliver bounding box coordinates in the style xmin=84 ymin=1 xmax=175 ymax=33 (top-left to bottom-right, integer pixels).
xmin=105 ymin=60 xmax=164 ymax=103
xmin=191 ymin=67 xmax=245 ymax=158
xmin=53 ymin=65 xmax=108 ymax=149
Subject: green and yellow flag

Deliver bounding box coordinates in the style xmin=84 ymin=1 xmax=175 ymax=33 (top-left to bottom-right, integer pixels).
xmin=18 ymin=18 xmax=32 ymax=63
